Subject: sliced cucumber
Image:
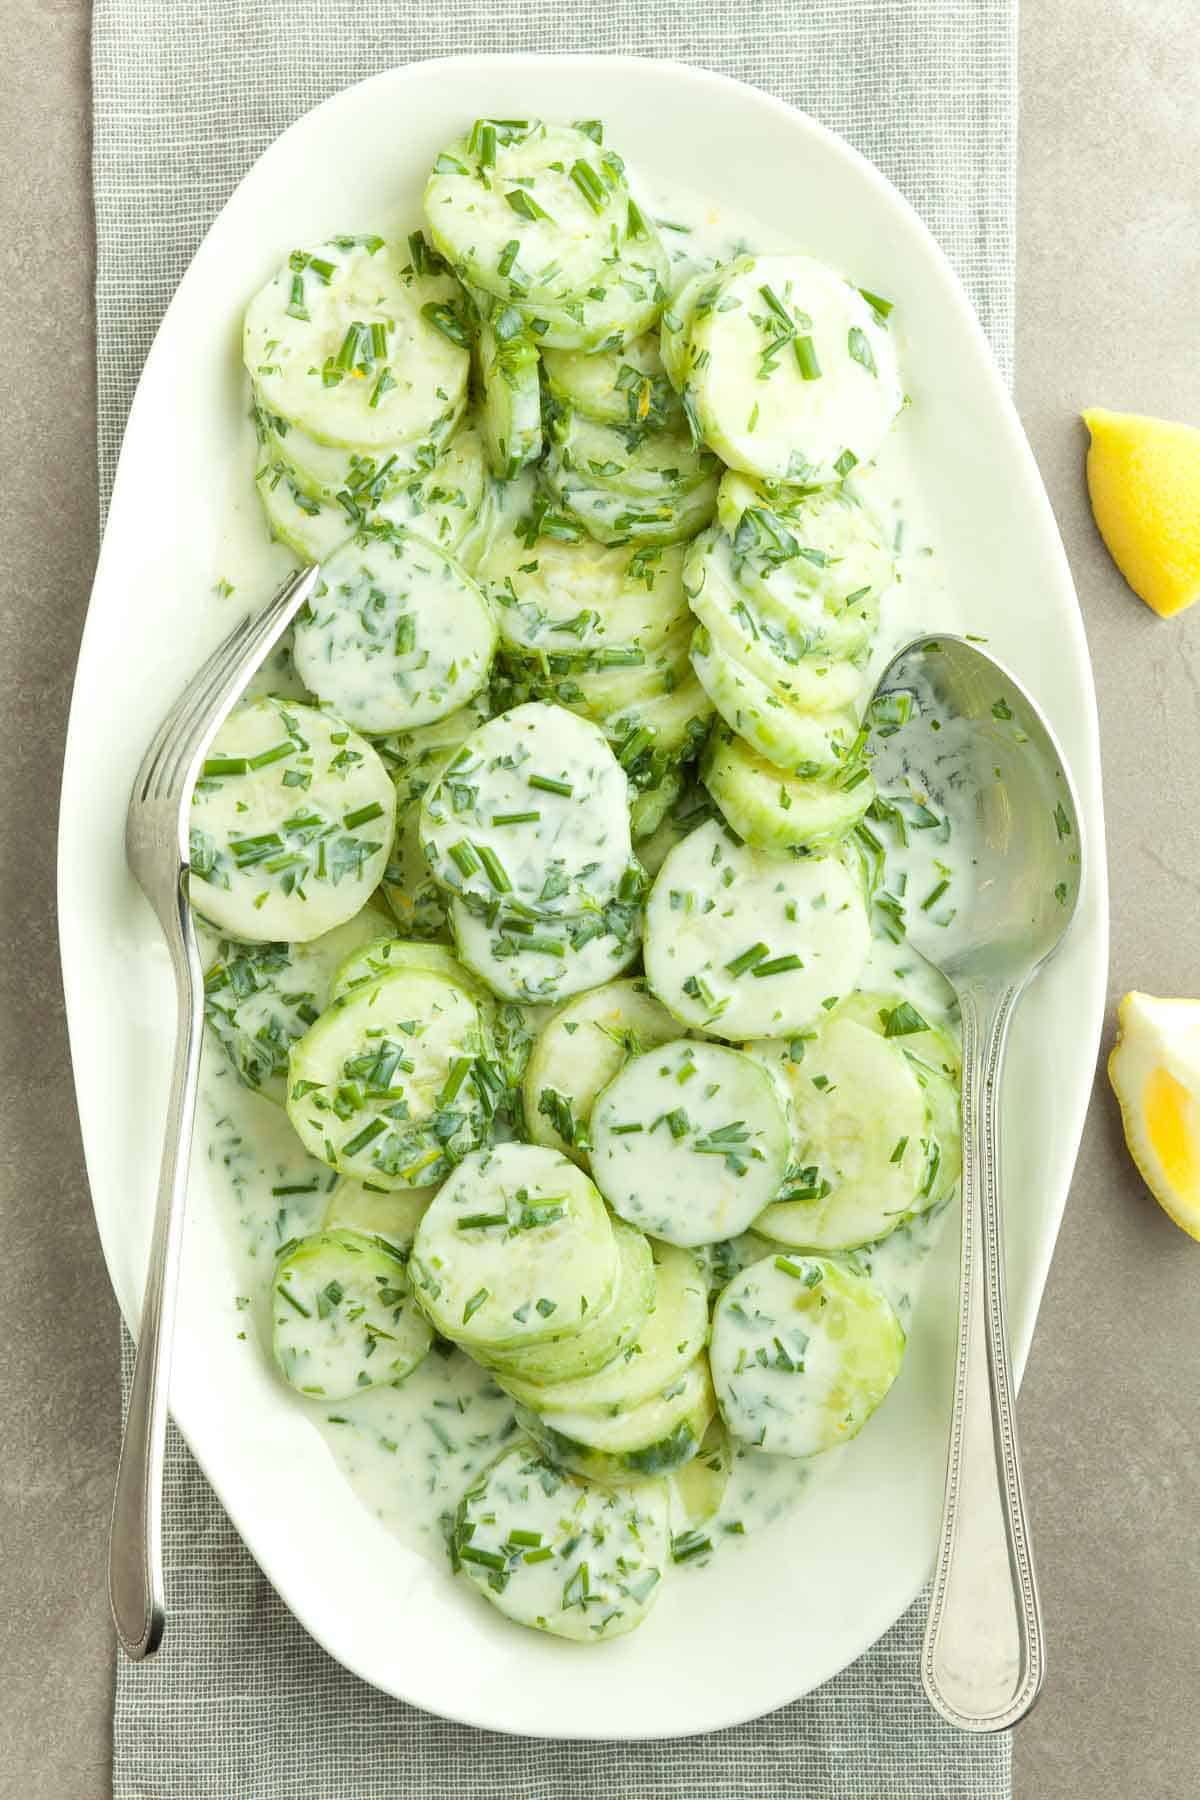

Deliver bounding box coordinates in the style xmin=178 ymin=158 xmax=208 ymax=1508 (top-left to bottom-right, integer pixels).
xmin=321 ymin=1178 xmax=434 ymax=1251
xmin=204 ymin=907 xmax=396 ymax=1104
xmin=408 ymin=1142 xmax=618 ymax=1351
xmin=590 ymin=1039 xmax=792 ymax=1246
xmin=255 ymin=459 xmax=358 ymax=563
xmin=633 ymin=780 xmax=715 ymax=880
xmin=516 ymin=1355 xmax=714 ymax=1484
xmin=671 ymin=1418 xmax=733 ymax=1524
xmin=710 ymin=1251 xmax=906 ymax=1457
xmin=329 ymin=935 xmax=494 ymax=1016
xmin=692 ymin=516 xmax=880 ymax=664
xmin=702 ymin=726 xmax=875 ymax=852
xmin=643 ymin=818 xmax=871 ymax=1040
xmin=546 ymin=467 xmax=720 ymax=548
xmin=603 ymin=667 xmax=715 ymax=772
xmin=449 ymin=894 xmax=642 ymax=1006
xmin=542 ymin=332 xmax=681 ymax=430
xmin=683 ymin=530 xmax=865 ymax=715
xmin=717 ymin=472 xmax=894 ymax=654
xmin=272 ymin=1229 xmax=433 ymax=1399
xmin=453 ymin=1441 xmax=669 ymax=1641
xmin=481 ymin=1215 xmax=654 ymax=1384
xmin=497 ymin=1241 xmax=708 ymax=1414
xmin=425 ymin=122 xmax=633 ymax=309
xmin=683 ymin=254 xmax=903 ymax=484
xmin=520 ymin=615 xmax=695 ymax=723
xmin=189 ymin=697 xmax=394 ymax=943
xmin=373 ymin=422 xmax=488 ymax=554
xmin=244 ymin=235 xmax=470 ymax=450
xmin=549 ymin=411 xmax=718 ymax=501
xmin=475 ymin=306 xmax=543 ymax=479
xmin=659 ymin=265 xmax=726 ymax=392
xmin=749 ymin=1017 xmax=936 ymax=1249
xmin=833 ymin=991 xmax=962 ymax=1203
xmin=479 ymin=531 xmax=689 ymax=666
xmin=292 ymin=526 xmax=495 ymax=735
xmin=523 ymin=229 xmax=669 ymax=352
xmin=454 ymin=466 xmax=538 ymax=576
xmin=286 ymin=967 xmax=492 ymax=1188
xmin=524 ymin=977 xmax=681 ymax=1163
xmin=419 ymin=701 xmax=634 ymax=918
xmin=256 ymin=397 xmax=456 ymax=504
xmin=690 ymin=623 xmax=861 ymax=777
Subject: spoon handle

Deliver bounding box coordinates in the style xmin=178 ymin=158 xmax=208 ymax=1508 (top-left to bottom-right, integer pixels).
xmin=922 ymin=983 xmax=1045 ymax=1732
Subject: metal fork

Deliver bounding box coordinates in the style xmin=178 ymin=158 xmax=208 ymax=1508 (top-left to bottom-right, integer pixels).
xmin=110 ymin=562 xmax=321 ymax=1660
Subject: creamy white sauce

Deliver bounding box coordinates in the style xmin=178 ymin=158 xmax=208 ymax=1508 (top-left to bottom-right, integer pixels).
xmin=201 ymin=165 xmax=967 ymax=1591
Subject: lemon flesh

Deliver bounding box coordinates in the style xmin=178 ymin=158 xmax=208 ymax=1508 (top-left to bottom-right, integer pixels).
xmin=1108 ymin=991 xmax=1200 ymax=1240
xmin=1083 ymin=407 xmax=1200 ymax=618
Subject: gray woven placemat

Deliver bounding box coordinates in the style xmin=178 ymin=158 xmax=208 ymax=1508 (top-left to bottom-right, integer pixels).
xmin=96 ymin=5 xmax=1016 ymax=1795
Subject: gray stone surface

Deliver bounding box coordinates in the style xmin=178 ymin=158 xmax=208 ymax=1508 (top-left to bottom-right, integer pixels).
xmin=1 ymin=1 xmax=1197 ymax=1794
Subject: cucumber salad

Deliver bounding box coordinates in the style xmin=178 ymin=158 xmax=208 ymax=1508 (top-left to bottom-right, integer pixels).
xmin=194 ymin=115 xmax=963 ymax=1646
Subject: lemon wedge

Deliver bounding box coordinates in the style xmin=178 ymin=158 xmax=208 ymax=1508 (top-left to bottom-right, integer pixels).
xmin=1082 ymin=407 xmax=1200 ymax=617
xmin=1109 ymin=992 xmax=1200 ymax=1240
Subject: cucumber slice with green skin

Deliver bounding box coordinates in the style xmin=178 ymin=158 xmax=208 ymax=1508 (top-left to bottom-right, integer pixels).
xmin=476 ymin=308 xmax=543 ymax=480
xmin=448 ymin=893 xmax=642 ymax=1005
xmin=833 ymin=991 xmax=962 ymax=1203
xmin=545 ymin=467 xmax=720 ymax=548
xmin=272 ymin=1229 xmax=433 ymax=1399
xmin=515 ymin=1355 xmax=714 ymax=1484
xmin=419 ymin=701 xmax=634 ymax=919
xmin=690 ymin=624 xmax=861 ymax=777
xmin=590 ymin=1039 xmax=792 ymax=1246
xmin=480 ymin=1216 xmax=654 ymax=1384
xmin=693 ymin=513 xmax=882 ymax=664
xmin=497 ymin=1242 xmax=707 ymax=1414
xmin=543 ymin=332 xmax=681 ymax=430
xmin=479 ymin=531 xmax=690 ymax=666
xmin=454 ymin=466 xmax=539 ymax=576
xmin=659 ymin=265 xmax=727 ymax=392
xmin=286 ymin=967 xmax=492 ymax=1189
xmin=453 ymin=1441 xmax=670 ymax=1641
xmin=321 ymin=1178 xmax=434 ymax=1251
xmin=255 ymin=393 xmax=459 ymax=504
xmin=634 ymin=779 xmax=715 ymax=880
xmin=643 ymin=818 xmax=871 ymax=1040
xmin=256 ymin=424 xmax=486 ymax=564
xmin=629 ymin=766 xmax=686 ymax=842
xmin=380 ymin=805 xmax=451 ymax=942
xmin=548 ymin=412 xmax=719 ymax=502
xmin=521 ymin=229 xmax=669 ymax=353
xmin=293 ymin=526 xmax=495 ymax=735
xmin=524 ymin=976 xmax=682 ymax=1164
xmin=683 ymin=254 xmax=903 ymax=484
xmin=710 ymin=1251 xmax=906 ymax=1457
xmin=506 ymin=615 xmax=695 ymax=722
xmin=683 ymin=530 xmax=865 ymax=715
xmin=702 ymin=725 xmax=876 ymax=853
xmin=330 ymin=935 xmax=495 ymax=1017
xmin=409 ymin=1142 xmax=618 ymax=1351
xmin=245 ymin=236 xmax=470 ymax=450
xmin=717 ymin=471 xmax=893 ymax=653
xmin=748 ymin=1017 xmax=936 ymax=1250
xmin=693 ymin=1229 xmax=776 ymax=1296
xmin=203 ymin=908 xmax=397 ymax=1104
xmin=603 ymin=668 xmax=715 ymax=775
xmin=425 ymin=122 xmax=633 ymax=310
xmin=671 ymin=1417 xmax=733 ymax=1525
xmin=189 ymin=697 xmax=395 ymax=944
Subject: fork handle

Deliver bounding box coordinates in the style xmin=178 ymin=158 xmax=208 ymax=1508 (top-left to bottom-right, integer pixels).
xmin=921 ymin=981 xmax=1046 ymax=1731
xmin=108 ymin=880 xmax=204 ymax=1660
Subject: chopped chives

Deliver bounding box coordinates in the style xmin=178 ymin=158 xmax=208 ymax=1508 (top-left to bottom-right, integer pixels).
xmin=286 ymin=273 xmax=309 ymax=321
xmin=462 ymin=1287 xmax=490 ymax=1324
xmin=437 ymin=1056 xmax=473 ymax=1105
xmin=751 ymin=953 xmax=804 ymax=977
xmin=341 ymin=1117 xmax=387 ymax=1157
xmin=491 ymin=810 xmax=541 ymax=825
xmin=858 ymin=286 xmax=894 ymax=320
xmin=921 ymin=879 xmax=950 ymax=911
xmin=344 ymin=801 xmax=384 ymax=830
xmin=528 ymin=773 xmax=573 ymax=796
xmin=504 ymin=187 xmax=553 ymax=224
xmin=725 ymin=942 xmax=770 ymax=977
xmin=448 ymin=840 xmax=482 ymax=877
xmin=202 ymin=755 xmax=249 ymax=777
xmin=248 ymin=740 xmax=296 ymax=770
xmin=610 ymin=1122 xmax=644 ymax=1135
xmin=476 ymin=844 xmax=512 ymax=893
xmin=794 ymin=335 xmax=821 ymax=380
xmin=569 ymin=159 xmax=608 ymax=214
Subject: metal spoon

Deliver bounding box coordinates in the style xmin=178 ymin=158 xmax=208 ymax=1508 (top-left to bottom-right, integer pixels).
xmin=867 ymin=633 xmax=1084 ymax=1733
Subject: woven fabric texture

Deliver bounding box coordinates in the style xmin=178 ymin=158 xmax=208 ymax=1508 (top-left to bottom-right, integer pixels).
xmin=96 ymin=4 xmax=1016 ymax=1794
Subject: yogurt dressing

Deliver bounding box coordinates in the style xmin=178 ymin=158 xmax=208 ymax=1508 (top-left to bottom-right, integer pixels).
xmin=198 ymin=165 xmax=968 ymax=1582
